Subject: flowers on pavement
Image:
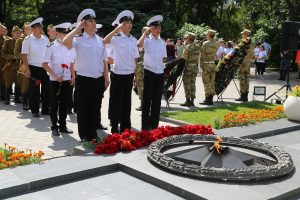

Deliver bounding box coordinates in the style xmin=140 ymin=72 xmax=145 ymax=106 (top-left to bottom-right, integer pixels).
xmin=93 ymin=124 xmax=214 ymax=155
xmin=0 ymin=144 xmax=44 ymax=170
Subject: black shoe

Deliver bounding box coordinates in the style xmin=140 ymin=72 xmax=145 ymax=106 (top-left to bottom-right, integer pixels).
xmin=42 ymin=111 xmax=50 ymax=115
xmin=23 ymin=104 xmax=29 ymax=111
xmin=52 ymin=128 xmax=60 ymax=136
xmin=98 ymin=124 xmax=108 ymax=130
xmin=32 ymin=113 xmax=40 ymax=117
xmin=59 ymin=127 xmax=73 ymax=134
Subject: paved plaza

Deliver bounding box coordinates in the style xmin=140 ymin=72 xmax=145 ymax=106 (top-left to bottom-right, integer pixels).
xmin=1 ymin=69 xmax=300 ymax=199
xmin=0 ymin=69 xmax=299 ymax=159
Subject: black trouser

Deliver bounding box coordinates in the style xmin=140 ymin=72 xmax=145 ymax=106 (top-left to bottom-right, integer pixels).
xmin=109 ymin=72 xmax=134 ymax=133
xmin=142 ymin=69 xmax=164 ymax=130
xmin=49 ymin=81 xmax=72 ymax=129
xmin=256 ymin=62 xmax=265 ymax=75
xmin=67 ymin=86 xmax=74 ymax=111
xmin=29 ymin=65 xmax=49 ymax=114
xmin=76 ymin=75 xmax=104 ymax=140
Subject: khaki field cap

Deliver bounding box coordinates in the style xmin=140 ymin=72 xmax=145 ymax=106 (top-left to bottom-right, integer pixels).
xmin=206 ymin=29 xmax=216 ymax=36
xmin=241 ymin=29 xmax=251 ymax=35
xmin=12 ymin=26 xmax=21 ymax=32
xmin=185 ymin=32 xmax=196 ymax=40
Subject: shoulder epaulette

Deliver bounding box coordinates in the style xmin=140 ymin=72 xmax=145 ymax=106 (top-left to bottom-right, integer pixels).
xmin=114 ymin=33 xmax=121 ymax=36
xmin=24 ymin=35 xmax=31 ymax=40
xmin=47 ymin=42 xmax=54 ymax=47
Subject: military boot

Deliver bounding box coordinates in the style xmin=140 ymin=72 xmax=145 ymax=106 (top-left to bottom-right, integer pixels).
xmin=242 ymin=93 xmax=248 ymax=102
xmin=180 ymin=98 xmax=191 ymax=107
xmin=189 ymin=98 xmax=195 ymax=107
xmin=4 ymin=88 xmax=10 ymax=105
xmin=207 ymin=96 xmax=214 ymax=105
xmin=235 ymin=94 xmax=243 ymax=101
xmin=22 ymin=93 xmax=29 ymax=110
xmin=200 ymin=96 xmax=209 ymax=105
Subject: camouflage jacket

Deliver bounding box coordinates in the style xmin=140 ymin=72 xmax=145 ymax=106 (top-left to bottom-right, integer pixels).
xmin=200 ymin=39 xmax=219 ymax=66
xmin=183 ymin=42 xmax=200 ymax=67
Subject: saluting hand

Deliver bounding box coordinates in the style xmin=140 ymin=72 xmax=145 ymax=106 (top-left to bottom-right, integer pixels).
xmin=145 ymin=27 xmax=152 ymax=35
xmin=75 ymin=20 xmax=85 ymax=35
xmin=114 ymin=22 xmax=124 ymax=33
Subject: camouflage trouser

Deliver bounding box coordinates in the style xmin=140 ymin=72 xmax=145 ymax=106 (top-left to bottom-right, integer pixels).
xmin=183 ymin=64 xmax=198 ymax=98
xmin=135 ymin=63 xmax=144 ymax=100
xmin=238 ymin=61 xmax=250 ymax=94
xmin=18 ymin=64 xmax=29 ymax=93
xmin=202 ymin=64 xmax=216 ymax=97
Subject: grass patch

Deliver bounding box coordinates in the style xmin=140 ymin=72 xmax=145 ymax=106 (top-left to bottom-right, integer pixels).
xmin=161 ymin=102 xmax=284 ymax=128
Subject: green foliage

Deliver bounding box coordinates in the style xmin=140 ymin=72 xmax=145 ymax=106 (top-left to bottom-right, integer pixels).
xmin=2 ymin=0 xmax=300 ymax=67
xmin=176 ymin=23 xmax=211 ymax=40
xmin=252 ymin=28 xmax=269 ymax=44
xmin=289 ymin=86 xmax=300 ymax=97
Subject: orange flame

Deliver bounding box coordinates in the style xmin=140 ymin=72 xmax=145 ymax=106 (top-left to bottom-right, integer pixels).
xmin=214 ymin=136 xmax=223 ymax=155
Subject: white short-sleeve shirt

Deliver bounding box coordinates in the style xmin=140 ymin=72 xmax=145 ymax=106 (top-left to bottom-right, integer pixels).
xmin=43 ymin=39 xmax=76 ymax=81
xmin=110 ymin=32 xmax=139 ymax=75
xmin=215 ymin=46 xmax=224 ymax=60
xmin=256 ymin=50 xmax=267 ymax=63
xmin=106 ymin=44 xmax=114 ymax=58
xmin=73 ymin=32 xmax=107 ymax=78
xmin=21 ymin=34 xmax=49 ymax=67
xmin=143 ymin=34 xmax=167 ymax=74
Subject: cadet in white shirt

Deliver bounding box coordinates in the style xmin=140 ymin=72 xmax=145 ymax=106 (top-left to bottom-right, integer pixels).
xmin=21 ymin=17 xmax=50 ymax=117
xmin=137 ymin=15 xmax=167 ymax=130
xmin=104 ymin=10 xmax=139 ymax=134
xmin=42 ymin=22 xmax=76 ymax=136
xmin=63 ymin=9 xmax=109 ymax=142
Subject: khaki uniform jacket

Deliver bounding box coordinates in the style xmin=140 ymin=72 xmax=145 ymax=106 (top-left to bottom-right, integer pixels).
xmin=1 ymin=38 xmax=19 ymax=71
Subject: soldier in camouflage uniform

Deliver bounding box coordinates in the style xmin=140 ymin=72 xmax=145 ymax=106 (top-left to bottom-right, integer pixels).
xmin=1 ymin=26 xmax=22 ymax=104
xmin=0 ymin=23 xmax=7 ymax=101
xmin=134 ymin=27 xmax=148 ymax=111
xmin=15 ymin=22 xmax=32 ymax=110
xmin=236 ymin=29 xmax=253 ymax=102
xmin=180 ymin=32 xmax=200 ymax=107
xmin=200 ymin=29 xmax=219 ymax=105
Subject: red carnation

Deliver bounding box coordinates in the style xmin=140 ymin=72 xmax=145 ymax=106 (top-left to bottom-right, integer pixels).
xmin=35 ymin=80 xmax=41 ymax=86
xmin=61 ymin=64 xmax=69 ymax=69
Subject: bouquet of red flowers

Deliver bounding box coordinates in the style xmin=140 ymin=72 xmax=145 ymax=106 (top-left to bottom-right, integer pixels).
xmin=94 ymin=124 xmax=214 ymax=154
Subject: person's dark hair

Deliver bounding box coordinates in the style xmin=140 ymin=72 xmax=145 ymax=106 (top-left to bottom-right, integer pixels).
xmin=226 ymin=41 xmax=233 ymax=48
